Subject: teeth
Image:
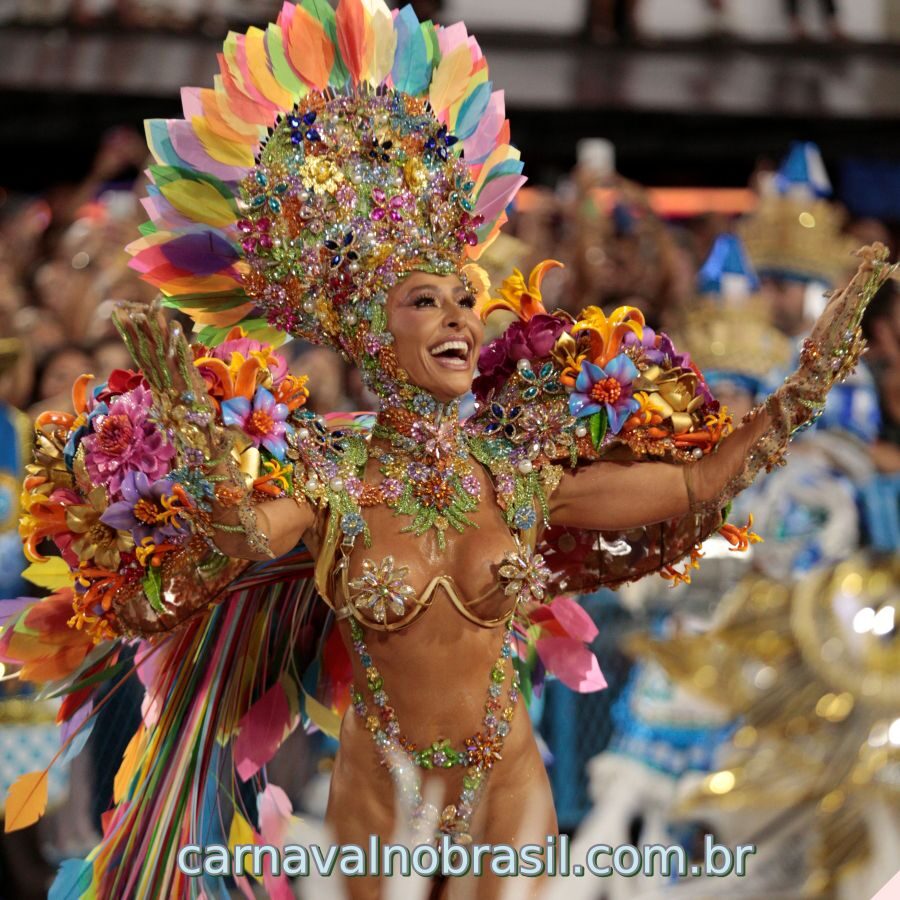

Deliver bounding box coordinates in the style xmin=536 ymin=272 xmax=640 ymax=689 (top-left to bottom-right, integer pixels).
xmin=430 ymin=340 xmax=469 ymax=357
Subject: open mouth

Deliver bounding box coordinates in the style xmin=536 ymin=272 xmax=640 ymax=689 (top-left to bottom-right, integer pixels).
xmin=429 ymin=338 xmax=471 ymax=369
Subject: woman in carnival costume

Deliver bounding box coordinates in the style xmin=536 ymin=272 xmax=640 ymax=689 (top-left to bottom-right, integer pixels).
xmin=0 ymin=3 xmax=894 ymax=898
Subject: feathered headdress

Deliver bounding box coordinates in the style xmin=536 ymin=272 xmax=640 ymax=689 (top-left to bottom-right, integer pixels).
xmin=126 ymin=0 xmax=526 ymax=394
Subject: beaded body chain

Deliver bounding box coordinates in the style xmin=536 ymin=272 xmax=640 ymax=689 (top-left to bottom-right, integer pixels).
xmin=342 ymin=524 xmax=552 ymax=844
xmin=310 ymin=383 xmax=553 ymax=842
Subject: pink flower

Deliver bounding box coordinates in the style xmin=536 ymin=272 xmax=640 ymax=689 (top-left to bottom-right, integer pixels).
xmin=82 ymin=385 xmax=175 ymax=497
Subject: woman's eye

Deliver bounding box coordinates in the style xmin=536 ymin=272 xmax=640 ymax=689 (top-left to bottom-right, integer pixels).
xmin=459 ymin=295 xmax=476 ymax=309
xmin=413 ymin=295 xmax=437 ymax=308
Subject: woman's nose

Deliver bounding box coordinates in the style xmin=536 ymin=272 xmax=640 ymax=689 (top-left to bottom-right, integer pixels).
xmin=441 ymin=303 xmax=461 ymax=329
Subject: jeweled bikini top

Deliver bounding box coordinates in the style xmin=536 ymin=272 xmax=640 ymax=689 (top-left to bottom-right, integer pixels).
xmin=314 ymin=455 xmax=551 ymax=632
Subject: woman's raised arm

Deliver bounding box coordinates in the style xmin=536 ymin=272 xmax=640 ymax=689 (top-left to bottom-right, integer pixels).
xmin=549 ymin=244 xmax=893 ymax=532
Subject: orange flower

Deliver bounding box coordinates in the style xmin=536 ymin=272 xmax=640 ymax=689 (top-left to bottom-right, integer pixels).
xmin=720 ymin=515 xmax=763 ymax=553
xmin=273 ymin=374 xmax=309 ymax=411
xmin=661 ymin=544 xmax=704 ymax=587
xmin=572 ymin=305 xmax=645 ymax=367
xmin=478 ymin=260 xmax=564 ymax=322
xmin=19 ymin=489 xmax=76 ymax=562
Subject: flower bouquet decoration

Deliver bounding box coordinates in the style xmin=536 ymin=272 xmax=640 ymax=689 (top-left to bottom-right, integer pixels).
xmin=19 ymin=315 xmax=311 ymax=642
xmin=469 ymin=260 xmax=754 ymax=591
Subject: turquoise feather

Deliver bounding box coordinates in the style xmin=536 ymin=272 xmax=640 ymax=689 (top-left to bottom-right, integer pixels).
xmin=455 ymin=82 xmax=492 ymax=139
xmin=392 ymin=7 xmax=432 ymax=96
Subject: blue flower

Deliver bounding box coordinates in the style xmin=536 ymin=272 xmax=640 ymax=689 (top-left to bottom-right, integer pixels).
xmin=568 ymin=354 xmax=640 ymax=434
xmin=513 ymin=505 xmax=537 ymax=530
xmin=411 ymin=392 xmax=437 ymax=416
xmin=340 ymin=512 xmax=366 ymax=538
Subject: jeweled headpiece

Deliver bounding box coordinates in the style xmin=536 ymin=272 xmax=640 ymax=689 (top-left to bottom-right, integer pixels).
xmin=127 ymin=1 xmax=525 ymax=395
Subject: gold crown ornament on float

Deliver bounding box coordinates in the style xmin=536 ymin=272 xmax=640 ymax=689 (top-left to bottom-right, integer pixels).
xmin=739 ymin=142 xmax=857 ymax=288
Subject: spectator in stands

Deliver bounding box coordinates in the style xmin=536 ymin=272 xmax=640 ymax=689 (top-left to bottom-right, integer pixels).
xmin=785 ymin=0 xmax=845 ymax=41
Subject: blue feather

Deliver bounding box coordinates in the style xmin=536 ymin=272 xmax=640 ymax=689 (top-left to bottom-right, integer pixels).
xmin=147 ymin=121 xmax=187 ymax=170
xmin=49 ymin=859 xmax=93 ymax=900
xmin=391 ymin=7 xmax=431 ymax=96
xmin=455 ymin=82 xmax=492 ymax=139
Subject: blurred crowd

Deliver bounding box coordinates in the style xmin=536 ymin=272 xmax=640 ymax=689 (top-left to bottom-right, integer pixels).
xmin=1 ymin=0 xmax=856 ymax=43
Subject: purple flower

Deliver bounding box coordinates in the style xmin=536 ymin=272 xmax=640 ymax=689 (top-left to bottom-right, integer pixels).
xmin=82 ymin=385 xmax=175 ymax=497
xmin=623 ymin=326 xmax=666 ymax=365
xmin=221 ymin=386 xmax=292 ymax=460
xmin=101 ymin=472 xmax=186 ymax=545
xmin=568 ymin=354 xmax=641 ymax=434
xmin=657 ymin=332 xmax=694 ymax=370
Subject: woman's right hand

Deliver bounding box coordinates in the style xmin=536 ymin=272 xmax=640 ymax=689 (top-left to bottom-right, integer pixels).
xmin=112 ymin=298 xmax=210 ymax=410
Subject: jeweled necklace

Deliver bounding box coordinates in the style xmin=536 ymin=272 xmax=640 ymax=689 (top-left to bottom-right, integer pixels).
xmin=366 ymin=389 xmax=482 ymax=550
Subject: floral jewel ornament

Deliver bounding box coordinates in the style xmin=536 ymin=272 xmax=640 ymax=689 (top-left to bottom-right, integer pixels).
xmin=348 ymin=556 xmax=417 ymax=624
xmin=127 ymin=0 xmax=526 ymax=412
xmin=370 ymin=396 xmax=482 ymax=550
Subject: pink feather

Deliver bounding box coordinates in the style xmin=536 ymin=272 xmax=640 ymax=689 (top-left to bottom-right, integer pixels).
xmin=536 ymin=637 xmax=607 ymax=693
xmin=233 ymin=682 xmax=295 ymax=781
xmin=463 ymin=91 xmax=505 ymax=163
xmin=474 ymin=174 xmax=527 ymax=223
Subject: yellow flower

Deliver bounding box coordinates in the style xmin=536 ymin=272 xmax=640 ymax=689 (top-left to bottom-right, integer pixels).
xmin=404 ymin=158 xmax=429 ymax=192
xmin=478 ymin=260 xmax=564 ymax=322
xmin=572 ymin=305 xmax=645 ymax=367
xmin=66 ymin=486 xmax=134 ymax=571
xmin=298 ymin=157 xmax=345 ymax=195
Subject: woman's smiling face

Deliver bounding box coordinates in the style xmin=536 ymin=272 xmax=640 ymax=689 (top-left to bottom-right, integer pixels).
xmin=385 ymin=271 xmax=484 ymax=403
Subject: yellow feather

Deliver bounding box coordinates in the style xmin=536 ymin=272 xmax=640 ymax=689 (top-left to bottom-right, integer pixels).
xmin=191 ymin=116 xmax=256 ymax=169
xmin=114 ymin=725 xmax=147 ymax=804
xmin=245 ymin=27 xmax=296 ymax=110
xmin=159 ymin=179 xmax=237 ymax=229
xmin=22 ymin=557 xmax=73 ymax=591
xmin=4 ymin=771 xmax=49 ymax=832
xmin=228 ymin=810 xmax=261 ymax=880
xmin=303 ymin=689 xmax=341 ymax=740
xmin=429 ymin=43 xmax=473 ymax=116
xmin=363 ymin=0 xmax=396 ymax=86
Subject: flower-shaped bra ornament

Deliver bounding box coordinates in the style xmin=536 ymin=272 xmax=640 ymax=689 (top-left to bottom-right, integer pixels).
xmin=348 ymin=556 xmax=417 ymax=624
xmin=126 ymin=0 xmax=526 ymax=400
